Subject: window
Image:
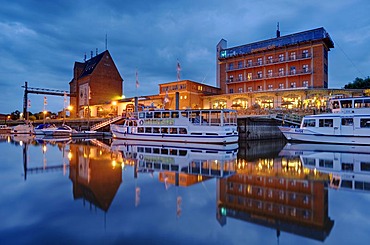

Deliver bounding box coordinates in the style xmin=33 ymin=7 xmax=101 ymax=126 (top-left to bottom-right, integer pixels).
xmin=238 ymin=74 xmax=243 ymax=81
xmin=238 ymin=61 xmax=243 ymax=68
xmin=247 ymin=73 xmax=252 ymax=80
xmin=278 ymin=54 xmax=284 ymax=61
xmin=268 ymin=56 xmax=273 ymax=63
xmin=303 ymin=80 xmax=309 ymax=87
xmin=257 ymin=86 xmax=262 ymax=91
xmin=229 ymin=88 xmax=234 ymax=93
xmin=228 ymin=63 xmax=234 ymax=70
xmin=319 ymin=119 xmax=333 ymax=127
xmin=228 ymin=75 xmax=234 ymax=83
xmin=257 ymin=71 xmax=263 ymax=78
xmin=290 ymin=66 xmax=296 ymax=75
xmin=302 ymin=49 xmax=309 ymax=58
xmin=290 ymin=82 xmax=296 ymax=88
xmin=257 ymin=57 xmax=263 ymax=65
xmin=268 ymin=84 xmax=273 ymax=90
xmin=279 ymin=83 xmax=284 ymax=89
xmin=303 ymin=119 xmax=315 ymax=127
xmin=341 ymin=118 xmax=353 ymax=126
xmin=303 ymin=64 xmax=309 ymax=73
xmin=278 ymin=68 xmax=284 ymax=76
xmin=238 ymin=87 xmax=243 ymax=93
xmin=290 ymin=52 xmax=296 ymax=60
xmin=268 ymin=69 xmax=273 ymax=77
xmin=247 ymin=60 xmax=252 ymax=67
xmin=248 ymin=87 xmax=252 ymax=92
xmin=360 ymin=118 xmax=370 ymax=128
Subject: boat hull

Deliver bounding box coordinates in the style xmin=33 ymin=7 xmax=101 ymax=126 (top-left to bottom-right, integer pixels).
xmin=279 ymin=126 xmax=370 ymax=145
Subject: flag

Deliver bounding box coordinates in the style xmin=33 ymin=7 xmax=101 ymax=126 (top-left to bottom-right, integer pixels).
xmin=164 ymin=91 xmax=169 ymax=103
xmin=176 ymin=60 xmax=181 ymax=81
xmin=135 ymin=69 xmax=139 ymax=88
xmin=28 ymin=99 xmax=31 ymax=108
xmin=43 ymin=96 xmax=47 ymax=105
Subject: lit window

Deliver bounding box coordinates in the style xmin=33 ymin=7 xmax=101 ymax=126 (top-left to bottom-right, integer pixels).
xmin=278 ymin=54 xmax=284 ymax=61
xmin=303 ymin=80 xmax=309 ymax=87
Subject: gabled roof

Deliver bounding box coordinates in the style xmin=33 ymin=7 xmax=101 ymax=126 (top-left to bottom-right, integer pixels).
xmin=78 ymin=50 xmax=109 ymax=79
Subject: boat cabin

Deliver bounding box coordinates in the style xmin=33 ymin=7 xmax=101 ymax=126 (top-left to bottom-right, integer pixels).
xmin=331 ymin=96 xmax=370 ymax=114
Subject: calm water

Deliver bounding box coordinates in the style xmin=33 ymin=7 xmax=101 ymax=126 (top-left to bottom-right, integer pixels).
xmin=1 ymin=135 xmax=370 ymax=245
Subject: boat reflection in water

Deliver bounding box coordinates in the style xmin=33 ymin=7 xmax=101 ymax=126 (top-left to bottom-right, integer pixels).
xmin=217 ymin=140 xmax=334 ymax=242
xmin=280 ymin=143 xmax=370 ymax=192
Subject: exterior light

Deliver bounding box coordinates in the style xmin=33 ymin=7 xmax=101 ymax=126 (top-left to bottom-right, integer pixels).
xmin=67 ymin=105 xmax=73 ymax=111
xmin=112 ymin=101 xmax=117 ymax=106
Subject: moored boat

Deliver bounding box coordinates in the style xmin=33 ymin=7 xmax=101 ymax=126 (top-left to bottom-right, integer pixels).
xmin=42 ymin=124 xmax=74 ymax=137
xmin=110 ymin=109 xmax=239 ymax=144
xmin=33 ymin=123 xmax=57 ymax=135
xmin=11 ymin=124 xmax=34 ymax=134
xmin=0 ymin=125 xmax=11 ymax=134
xmin=278 ymin=96 xmax=370 ymax=145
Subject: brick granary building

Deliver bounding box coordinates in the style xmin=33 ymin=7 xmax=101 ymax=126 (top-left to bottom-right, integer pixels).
xmin=69 ymin=50 xmax=123 ymax=118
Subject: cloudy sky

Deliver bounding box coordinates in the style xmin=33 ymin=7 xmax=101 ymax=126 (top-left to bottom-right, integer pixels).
xmin=1 ymin=0 xmax=370 ymax=113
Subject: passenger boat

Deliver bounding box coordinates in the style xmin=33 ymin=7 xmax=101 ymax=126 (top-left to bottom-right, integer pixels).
xmin=110 ymin=140 xmax=238 ymax=178
xmin=279 ymin=143 xmax=370 ymax=193
xmin=42 ymin=124 xmax=74 ymax=137
xmin=0 ymin=125 xmax=11 ymax=134
xmin=33 ymin=123 xmax=57 ymax=135
xmin=278 ymin=96 xmax=370 ymax=145
xmin=110 ymin=109 xmax=239 ymax=144
xmin=11 ymin=124 xmax=34 ymax=134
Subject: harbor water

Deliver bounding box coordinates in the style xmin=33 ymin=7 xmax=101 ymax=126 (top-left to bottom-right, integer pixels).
xmin=1 ymin=135 xmax=370 ymax=245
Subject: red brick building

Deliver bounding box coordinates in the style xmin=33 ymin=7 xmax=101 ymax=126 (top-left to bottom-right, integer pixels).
xmin=216 ymin=27 xmax=334 ymax=95
xmin=69 ymin=50 xmax=123 ymax=118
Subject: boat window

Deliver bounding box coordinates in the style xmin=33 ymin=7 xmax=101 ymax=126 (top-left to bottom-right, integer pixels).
xmin=319 ymin=159 xmax=333 ymax=168
xmin=340 ymin=100 xmax=353 ymax=108
xmin=361 ymin=162 xmax=370 ymax=171
xmin=341 ymin=180 xmax=353 ymax=189
xmin=154 ymin=163 xmax=161 ymax=169
xmin=331 ymin=100 xmax=340 ymax=109
xmin=153 ymin=127 xmax=160 ymax=133
xmin=171 ymin=112 xmax=179 ymax=118
xmin=364 ymin=99 xmax=370 ymax=107
xmin=161 ymin=128 xmax=168 ymax=134
xmin=154 ymin=112 xmax=161 ymax=118
xmin=138 ymin=127 xmax=144 ymax=133
xmin=169 ymin=128 xmax=178 ymax=134
xmin=153 ymin=148 xmax=160 ymax=154
xmin=319 ymin=119 xmax=333 ymax=127
xmin=138 ymin=147 xmax=144 ymax=153
xmin=181 ymin=112 xmax=188 ymax=118
xmin=342 ymin=163 xmax=354 ymax=171
xmin=354 ymin=99 xmax=364 ymax=108
xmin=179 ymin=128 xmax=187 ymax=134
xmin=341 ymin=118 xmax=353 ymax=126
xmin=171 ymin=165 xmax=179 ymax=171
xmin=162 ymin=112 xmax=170 ymax=118
xmin=179 ymin=150 xmax=187 ymax=156
xmin=138 ymin=112 xmax=145 ymax=119
xmin=146 ymin=112 xmax=153 ymax=118
xmin=161 ymin=149 xmax=168 ymax=155
xmin=145 ymin=148 xmax=151 ymax=153
xmin=145 ymin=127 xmax=152 ymax=133
xmin=169 ymin=149 xmax=178 ymax=156
xmin=302 ymin=119 xmax=315 ymax=127
xmin=360 ymin=118 xmax=370 ymax=128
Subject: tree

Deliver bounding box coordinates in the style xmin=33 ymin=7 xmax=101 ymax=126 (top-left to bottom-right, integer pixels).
xmin=344 ymin=77 xmax=370 ymax=89
xmin=10 ymin=110 xmax=21 ymax=120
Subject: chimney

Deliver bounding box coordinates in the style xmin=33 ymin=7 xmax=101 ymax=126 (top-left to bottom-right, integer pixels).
xmin=90 ymin=51 xmax=93 ymax=58
xmin=276 ymin=22 xmax=280 ymax=38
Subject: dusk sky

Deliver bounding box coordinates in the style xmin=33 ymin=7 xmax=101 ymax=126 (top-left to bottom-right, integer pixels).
xmin=1 ymin=0 xmax=370 ymax=113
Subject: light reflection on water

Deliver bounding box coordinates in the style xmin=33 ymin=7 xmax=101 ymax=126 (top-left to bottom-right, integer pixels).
xmin=1 ymin=134 xmax=370 ymax=245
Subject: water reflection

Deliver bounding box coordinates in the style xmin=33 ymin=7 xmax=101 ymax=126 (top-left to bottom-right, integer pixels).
xmin=5 ymin=134 xmax=370 ymax=243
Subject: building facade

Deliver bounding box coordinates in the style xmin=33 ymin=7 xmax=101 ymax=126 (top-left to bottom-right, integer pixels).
xmin=216 ymin=27 xmax=334 ymax=95
xmin=69 ymin=50 xmax=123 ymax=118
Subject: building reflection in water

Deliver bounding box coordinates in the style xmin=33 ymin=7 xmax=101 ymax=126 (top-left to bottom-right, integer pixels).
xmin=217 ymin=140 xmax=334 ymax=242
xmin=68 ymin=140 xmax=123 ymax=212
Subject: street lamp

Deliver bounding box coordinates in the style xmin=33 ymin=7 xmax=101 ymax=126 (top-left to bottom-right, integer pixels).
xmin=43 ymin=110 xmax=47 ymax=124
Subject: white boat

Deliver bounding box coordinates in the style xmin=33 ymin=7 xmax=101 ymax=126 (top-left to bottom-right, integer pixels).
xmin=33 ymin=123 xmax=57 ymax=135
xmin=110 ymin=140 xmax=238 ymax=178
xmin=0 ymin=125 xmax=11 ymax=134
xmin=110 ymin=109 xmax=239 ymax=144
xmin=279 ymin=96 xmax=370 ymax=145
xmin=279 ymin=143 xmax=370 ymax=193
xmin=11 ymin=124 xmax=34 ymax=134
xmin=42 ymin=124 xmax=74 ymax=137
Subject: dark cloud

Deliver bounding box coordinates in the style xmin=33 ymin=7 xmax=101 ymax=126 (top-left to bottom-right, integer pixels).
xmin=1 ymin=0 xmax=370 ymax=113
